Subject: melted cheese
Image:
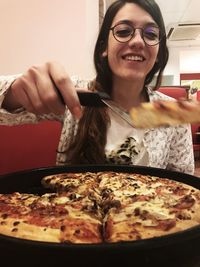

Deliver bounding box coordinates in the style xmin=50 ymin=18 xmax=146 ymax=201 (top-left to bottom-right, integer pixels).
xmin=110 ymin=199 xmax=175 ymax=226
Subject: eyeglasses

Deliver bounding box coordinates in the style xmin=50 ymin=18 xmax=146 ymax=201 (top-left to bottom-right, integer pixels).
xmin=110 ymin=23 xmax=163 ymax=46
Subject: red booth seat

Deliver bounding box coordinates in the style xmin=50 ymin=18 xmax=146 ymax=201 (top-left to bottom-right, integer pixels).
xmin=0 ymin=121 xmax=62 ymax=175
xmin=158 ymin=86 xmax=188 ymax=99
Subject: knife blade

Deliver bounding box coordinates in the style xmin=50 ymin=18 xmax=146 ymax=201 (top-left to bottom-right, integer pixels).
xmin=56 ymin=87 xmax=134 ymax=127
xmin=77 ymin=91 xmax=134 ymax=127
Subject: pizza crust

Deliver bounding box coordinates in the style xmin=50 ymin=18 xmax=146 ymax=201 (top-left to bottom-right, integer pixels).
xmin=104 ymin=218 xmax=200 ymax=243
xmin=0 ymin=209 xmax=102 ymax=243
xmin=104 ymin=204 xmax=200 ymax=243
xmin=0 ymin=217 xmax=60 ymax=242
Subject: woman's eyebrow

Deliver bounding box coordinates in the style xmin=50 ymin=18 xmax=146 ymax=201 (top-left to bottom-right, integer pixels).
xmin=144 ymin=22 xmax=159 ymax=27
xmin=114 ymin=20 xmax=132 ymax=26
xmin=114 ymin=19 xmax=158 ymax=27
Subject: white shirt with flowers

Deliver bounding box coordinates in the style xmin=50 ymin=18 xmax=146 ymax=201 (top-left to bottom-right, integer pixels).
xmin=0 ymin=75 xmax=194 ymax=175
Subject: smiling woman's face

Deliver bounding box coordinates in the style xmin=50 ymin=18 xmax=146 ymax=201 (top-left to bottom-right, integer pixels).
xmin=104 ymin=3 xmax=159 ymax=85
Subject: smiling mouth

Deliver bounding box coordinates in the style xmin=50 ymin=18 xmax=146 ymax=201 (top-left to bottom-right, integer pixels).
xmin=122 ymin=55 xmax=145 ymax=62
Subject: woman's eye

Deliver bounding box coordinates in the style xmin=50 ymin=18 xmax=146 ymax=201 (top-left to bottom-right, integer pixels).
xmin=144 ymin=28 xmax=159 ymax=40
xmin=115 ymin=29 xmax=132 ymax=37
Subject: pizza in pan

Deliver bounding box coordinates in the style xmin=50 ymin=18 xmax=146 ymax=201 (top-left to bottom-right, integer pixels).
xmin=129 ymin=100 xmax=200 ymax=128
xmin=0 ymin=171 xmax=200 ymax=244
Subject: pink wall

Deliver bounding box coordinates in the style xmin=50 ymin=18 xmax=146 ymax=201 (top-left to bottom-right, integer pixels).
xmin=0 ymin=0 xmax=98 ymax=78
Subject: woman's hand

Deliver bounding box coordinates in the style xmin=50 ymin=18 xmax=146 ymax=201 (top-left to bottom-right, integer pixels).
xmin=3 ymin=61 xmax=82 ymax=118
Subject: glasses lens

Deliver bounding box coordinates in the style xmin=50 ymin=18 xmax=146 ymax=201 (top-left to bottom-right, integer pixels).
xmin=143 ymin=26 xmax=160 ymax=45
xmin=112 ymin=24 xmax=133 ymax=43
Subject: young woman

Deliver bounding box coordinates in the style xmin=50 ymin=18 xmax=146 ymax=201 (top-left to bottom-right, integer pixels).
xmin=0 ymin=0 xmax=194 ymax=174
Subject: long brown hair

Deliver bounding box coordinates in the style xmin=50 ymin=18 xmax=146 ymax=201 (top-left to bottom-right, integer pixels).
xmin=66 ymin=0 xmax=169 ymax=164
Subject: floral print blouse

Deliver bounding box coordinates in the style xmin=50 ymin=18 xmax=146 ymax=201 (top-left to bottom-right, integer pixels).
xmin=0 ymin=75 xmax=194 ymax=175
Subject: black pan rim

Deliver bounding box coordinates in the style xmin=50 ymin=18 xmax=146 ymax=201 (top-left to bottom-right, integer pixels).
xmin=1 ymin=164 xmax=200 ymax=187
xmin=1 ymin=163 xmax=199 ymax=177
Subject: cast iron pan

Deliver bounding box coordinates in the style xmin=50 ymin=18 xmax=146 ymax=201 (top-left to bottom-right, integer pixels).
xmin=0 ymin=165 xmax=200 ymax=267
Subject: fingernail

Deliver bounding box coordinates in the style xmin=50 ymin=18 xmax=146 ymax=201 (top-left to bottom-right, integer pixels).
xmin=72 ymin=106 xmax=82 ymax=119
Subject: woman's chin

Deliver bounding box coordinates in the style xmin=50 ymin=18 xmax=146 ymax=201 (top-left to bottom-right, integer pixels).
xmin=118 ymin=72 xmax=145 ymax=83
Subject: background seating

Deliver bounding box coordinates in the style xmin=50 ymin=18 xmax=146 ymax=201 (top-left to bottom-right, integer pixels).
xmin=0 ymin=121 xmax=62 ymax=175
xmin=157 ymin=86 xmax=189 ymax=99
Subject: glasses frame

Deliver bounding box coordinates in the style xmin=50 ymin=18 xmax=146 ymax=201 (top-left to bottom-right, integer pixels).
xmin=110 ymin=23 xmax=163 ymax=46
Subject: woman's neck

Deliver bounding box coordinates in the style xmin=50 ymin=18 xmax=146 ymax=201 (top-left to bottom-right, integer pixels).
xmin=111 ymin=78 xmax=148 ymax=111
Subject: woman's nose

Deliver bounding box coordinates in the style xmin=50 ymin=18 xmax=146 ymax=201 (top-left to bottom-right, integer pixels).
xmin=128 ymin=29 xmax=145 ymax=48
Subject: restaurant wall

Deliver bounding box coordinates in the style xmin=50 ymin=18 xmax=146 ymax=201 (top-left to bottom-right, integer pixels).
xmin=164 ymin=46 xmax=200 ymax=85
xmin=0 ymin=0 xmax=99 ymax=79
xmin=0 ymin=0 xmax=199 ymax=83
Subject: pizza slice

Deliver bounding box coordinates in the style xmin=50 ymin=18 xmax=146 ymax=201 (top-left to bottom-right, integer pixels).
xmin=0 ymin=191 xmax=103 ymax=244
xmin=102 ymin=174 xmax=200 ymax=243
xmin=41 ymin=172 xmax=99 ymax=196
xmin=129 ymin=100 xmax=200 ymax=128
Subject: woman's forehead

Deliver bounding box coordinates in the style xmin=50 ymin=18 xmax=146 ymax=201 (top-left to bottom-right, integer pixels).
xmin=111 ymin=3 xmax=156 ymax=26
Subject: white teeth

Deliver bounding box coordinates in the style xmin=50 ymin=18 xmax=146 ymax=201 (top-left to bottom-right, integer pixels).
xmin=124 ymin=55 xmax=143 ymax=61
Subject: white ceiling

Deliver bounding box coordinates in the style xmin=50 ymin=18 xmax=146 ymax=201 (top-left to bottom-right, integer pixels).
xmin=156 ymin=0 xmax=199 ymax=26
xmin=156 ymin=0 xmax=200 ymax=47
xmin=105 ymin=0 xmax=200 ymax=47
